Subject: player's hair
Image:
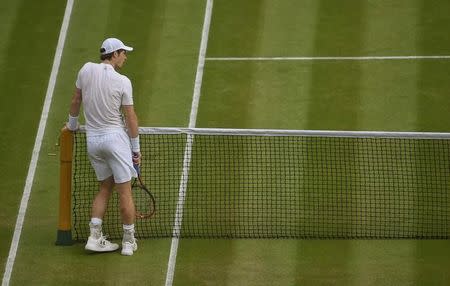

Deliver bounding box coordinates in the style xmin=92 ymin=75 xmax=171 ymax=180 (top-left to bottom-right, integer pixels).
xmin=100 ymin=49 xmax=126 ymax=61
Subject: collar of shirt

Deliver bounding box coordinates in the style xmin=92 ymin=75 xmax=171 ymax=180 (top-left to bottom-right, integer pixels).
xmin=101 ymin=62 xmax=115 ymax=70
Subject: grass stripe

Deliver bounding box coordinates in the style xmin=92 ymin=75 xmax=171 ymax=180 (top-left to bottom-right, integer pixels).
xmin=1 ymin=1 xmax=73 ymax=285
xmin=164 ymin=0 xmax=214 ymax=285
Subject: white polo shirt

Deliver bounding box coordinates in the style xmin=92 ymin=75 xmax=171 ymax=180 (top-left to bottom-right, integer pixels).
xmin=76 ymin=62 xmax=133 ymax=135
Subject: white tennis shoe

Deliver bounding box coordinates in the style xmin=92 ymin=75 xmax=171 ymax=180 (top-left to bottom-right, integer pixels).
xmin=85 ymin=235 xmax=119 ymax=252
xmin=121 ymin=239 xmax=138 ymax=256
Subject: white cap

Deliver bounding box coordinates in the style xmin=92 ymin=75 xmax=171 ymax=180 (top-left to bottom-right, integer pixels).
xmin=100 ymin=38 xmax=133 ymax=55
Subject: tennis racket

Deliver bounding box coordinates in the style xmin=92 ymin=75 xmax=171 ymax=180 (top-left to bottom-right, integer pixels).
xmin=132 ymin=164 xmax=156 ymax=219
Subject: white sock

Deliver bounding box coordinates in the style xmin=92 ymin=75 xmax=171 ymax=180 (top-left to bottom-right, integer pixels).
xmin=91 ymin=217 xmax=103 ymax=226
xmin=123 ymin=224 xmax=135 ymax=242
xmin=89 ymin=218 xmax=103 ymax=238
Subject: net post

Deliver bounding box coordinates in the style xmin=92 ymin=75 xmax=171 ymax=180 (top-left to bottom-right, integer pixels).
xmin=56 ymin=127 xmax=74 ymax=245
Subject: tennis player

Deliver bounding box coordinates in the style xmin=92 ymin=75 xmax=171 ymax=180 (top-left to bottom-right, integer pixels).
xmin=65 ymin=38 xmax=140 ymax=256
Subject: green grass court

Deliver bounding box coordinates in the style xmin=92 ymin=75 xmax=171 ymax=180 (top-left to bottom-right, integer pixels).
xmin=2 ymin=0 xmax=450 ymax=285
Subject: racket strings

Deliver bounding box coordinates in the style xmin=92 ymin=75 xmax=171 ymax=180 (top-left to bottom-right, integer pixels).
xmin=132 ymin=178 xmax=156 ymax=218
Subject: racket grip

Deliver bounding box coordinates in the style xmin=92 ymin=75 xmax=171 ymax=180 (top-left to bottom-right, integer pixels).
xmin=132 ymin=153 xmax=140 ymax=175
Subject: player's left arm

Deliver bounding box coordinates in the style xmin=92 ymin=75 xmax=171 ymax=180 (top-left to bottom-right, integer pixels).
xmin=122 ymin=105 xmax=139 ymax=139
xmin=123 ymin=104 xmax=141 ymax=165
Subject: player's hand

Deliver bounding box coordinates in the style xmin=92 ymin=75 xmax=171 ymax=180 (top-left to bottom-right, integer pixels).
xmin=65 ymin=121 xmax=79 ymax=131
xmin=132 ymin=152 xmax=141 ymax=166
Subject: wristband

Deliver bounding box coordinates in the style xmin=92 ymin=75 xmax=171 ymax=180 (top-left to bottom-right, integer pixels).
xmin=67 ymin=114 xmax=79 ymax=131
xmin=130 ymin=136 xmax=140 ymax=153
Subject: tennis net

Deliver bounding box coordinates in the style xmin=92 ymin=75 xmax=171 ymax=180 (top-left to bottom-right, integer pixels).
xmin=70 ymin=127 xmax=450 ymax=240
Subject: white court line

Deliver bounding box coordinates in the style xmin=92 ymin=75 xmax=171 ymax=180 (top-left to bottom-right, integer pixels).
xmin=1 ymin=0 xmax=74 ymax=285
xmin=206 ymin=55 xmax=450 ymax=61
xmin=164 ymin=0 xmax=213 ymax=286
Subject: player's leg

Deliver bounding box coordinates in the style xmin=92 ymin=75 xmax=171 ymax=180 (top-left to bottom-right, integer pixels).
xmin=85 ymin=176 xmax=119 ymax=252
xmin=91 ymin=176 xmax=114 ymax=219
xmin=105 ymin=130 xmax=138 ymax=255
xmin=116 ymin=181 xmax=138 ymax=256
xmin=116 ymin=181 xmax=135 ymax=224
xmin=85 ymin=134 xmax=120 ymax=252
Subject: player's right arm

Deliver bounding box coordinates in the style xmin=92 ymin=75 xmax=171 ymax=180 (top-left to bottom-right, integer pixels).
xmin=66 ymin=87 xmax=82 ymax=131
xmin=66 ymin=63 xmax=89 ymax=131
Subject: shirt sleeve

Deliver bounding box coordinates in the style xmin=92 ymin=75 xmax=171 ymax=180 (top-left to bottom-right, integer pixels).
xmin=75 ymin=63 xmax=90 ymax=89
xmin=121 ymin=76 xmax=134 ymax=105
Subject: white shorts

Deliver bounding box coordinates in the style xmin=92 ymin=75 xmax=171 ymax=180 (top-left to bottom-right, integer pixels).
xmin=86 ymin=130 xmax=137 ymax=183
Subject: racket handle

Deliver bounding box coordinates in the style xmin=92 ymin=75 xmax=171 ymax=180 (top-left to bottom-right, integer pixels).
xmin=133 ymin=164 xmax=140 ymax=175
xmin=132 ymin=153 xmax=140 ymax=175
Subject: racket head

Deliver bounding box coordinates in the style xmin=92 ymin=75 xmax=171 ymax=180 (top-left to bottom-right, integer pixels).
xmin=131 ymin=164 xmax=156 ymax=219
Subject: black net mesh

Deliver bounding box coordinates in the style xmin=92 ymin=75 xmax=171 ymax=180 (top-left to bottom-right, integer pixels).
xmin=72 ymin=129 xmax=450 ymax=240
